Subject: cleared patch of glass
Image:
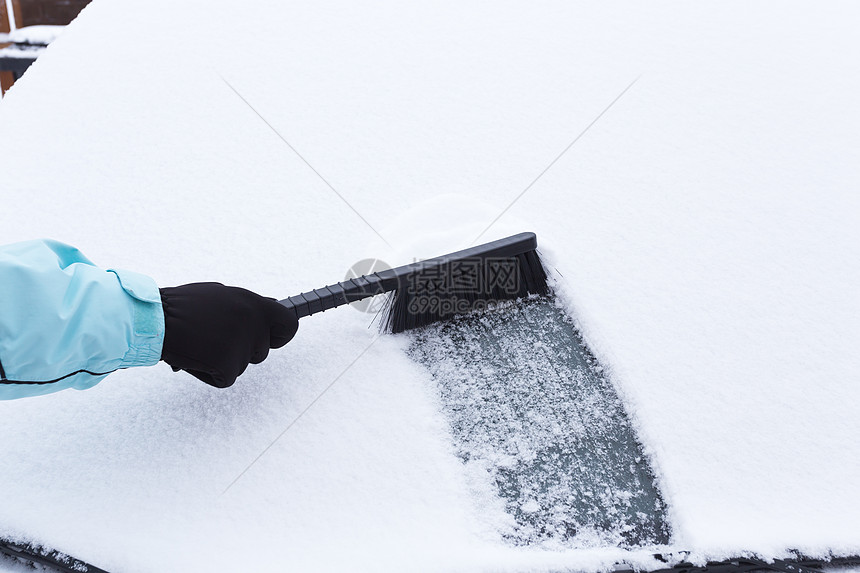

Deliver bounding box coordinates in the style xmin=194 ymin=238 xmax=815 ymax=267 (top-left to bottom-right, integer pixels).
xmin=406 ymin=295 xmax=670 ymax=548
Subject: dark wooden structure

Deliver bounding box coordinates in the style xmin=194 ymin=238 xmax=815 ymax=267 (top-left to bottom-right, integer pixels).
xmin=0 ymin=1 xmax=15 ymax=94
xmin=1 ymin=0 xmax=91 ymax=95
xmin=16 ymin=0 xmax=92 ymax=26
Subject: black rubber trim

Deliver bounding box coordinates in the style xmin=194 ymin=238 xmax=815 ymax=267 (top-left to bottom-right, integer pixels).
xmin=0 ymin=368 xmax=117 ymax=385
xmin=0 ymin=355 xmax=6 ymax=380
xmin=615 ymin=555 xmax=860 ymax=573
xmin=0 ymin=537 xmax=109 ymax=573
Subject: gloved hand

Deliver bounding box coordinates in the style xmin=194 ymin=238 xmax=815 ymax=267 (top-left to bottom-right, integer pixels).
xmin=159 ymin=283 xmax=299 ymax=388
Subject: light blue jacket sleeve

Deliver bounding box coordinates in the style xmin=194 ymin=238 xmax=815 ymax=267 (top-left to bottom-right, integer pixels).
xmin=0 ymin=240 xmax=165 ymax=400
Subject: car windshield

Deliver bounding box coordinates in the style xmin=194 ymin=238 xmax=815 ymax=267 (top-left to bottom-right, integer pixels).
xmin=2 ymin=1 xmax=859 ymax=572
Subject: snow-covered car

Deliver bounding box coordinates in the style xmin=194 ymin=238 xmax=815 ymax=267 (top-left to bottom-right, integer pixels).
xmin=1 ymin=1 xmax=858 ymax=572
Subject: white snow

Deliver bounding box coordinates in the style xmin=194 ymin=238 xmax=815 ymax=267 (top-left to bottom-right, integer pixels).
xmin=1 ymin=0 xmax=859 ymax=571
xmin=0 ymin=45 xmax=44 ymax=58
xmin=0 ymin=25 xmax=65 ymax=45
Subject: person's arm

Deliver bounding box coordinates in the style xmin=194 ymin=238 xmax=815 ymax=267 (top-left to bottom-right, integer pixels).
xmin=0 ymin=239 xmax=164 ymax=399
xmin=0 ymin=240 xmax=298 ymax=400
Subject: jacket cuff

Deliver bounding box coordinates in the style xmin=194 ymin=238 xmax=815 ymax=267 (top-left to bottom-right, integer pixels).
xmin=108 ymin=268 xmax=165 ymax=368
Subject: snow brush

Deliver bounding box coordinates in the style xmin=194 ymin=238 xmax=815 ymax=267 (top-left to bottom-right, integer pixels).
xmin=280 ymin=232 xmax=549 ymax=333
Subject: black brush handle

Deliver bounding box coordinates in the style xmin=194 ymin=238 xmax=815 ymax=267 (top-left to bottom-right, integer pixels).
xmin=280 ymin=232 xmax=538 ymax=319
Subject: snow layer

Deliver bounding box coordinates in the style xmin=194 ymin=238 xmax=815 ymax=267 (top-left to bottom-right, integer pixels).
xmin=0 ymin=25 xmax=65 ymax=45
xmin=0 ymin=45 xmax=43 ymax=58
xmin=1 ymin=0 xmax=859 ymax=571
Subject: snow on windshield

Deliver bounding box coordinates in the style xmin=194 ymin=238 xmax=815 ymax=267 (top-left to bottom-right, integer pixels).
xmin=0 ymin=0 xmax=858 ymax=571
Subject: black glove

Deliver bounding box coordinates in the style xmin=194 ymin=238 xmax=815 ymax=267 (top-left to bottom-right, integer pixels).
xmin=159 ymin=283 xmax=299 ymax=388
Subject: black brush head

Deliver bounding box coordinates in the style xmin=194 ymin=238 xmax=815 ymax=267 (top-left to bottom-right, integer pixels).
xmin=382 ymin=248 xmax=549 ymax=333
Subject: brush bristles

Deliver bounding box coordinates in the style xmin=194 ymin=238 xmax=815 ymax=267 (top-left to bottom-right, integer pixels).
xmin=382 ymin=249 xmax=549 ymax=334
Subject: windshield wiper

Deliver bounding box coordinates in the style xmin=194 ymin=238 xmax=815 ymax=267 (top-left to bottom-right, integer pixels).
xmin=0 ymin=537 xmax=109 ymax=573
xmin=615 ymin=555 xmax=860 ymax=573
xmin=4 ymin=535 xmax=858 ymax=573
